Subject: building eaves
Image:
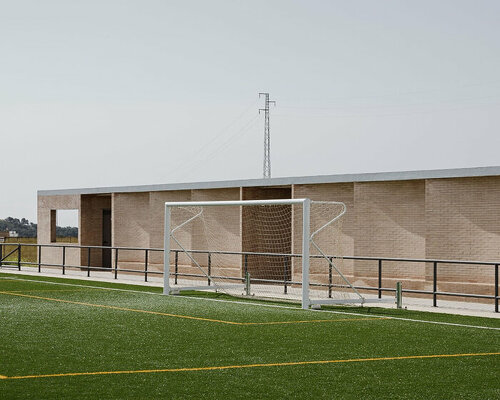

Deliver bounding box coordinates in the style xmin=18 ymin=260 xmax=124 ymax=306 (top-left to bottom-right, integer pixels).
xmin=37 ymin=166 xmax=500 ymax=196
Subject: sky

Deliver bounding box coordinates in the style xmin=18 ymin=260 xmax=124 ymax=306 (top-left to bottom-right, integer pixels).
xmin=1 ymin=0 xmax=499 ymax=226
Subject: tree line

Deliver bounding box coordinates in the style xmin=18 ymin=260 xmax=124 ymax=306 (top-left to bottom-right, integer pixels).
xmin=0 ymin=217 xmax=78 ymax=238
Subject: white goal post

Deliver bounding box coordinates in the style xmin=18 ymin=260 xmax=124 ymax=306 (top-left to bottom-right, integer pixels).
xmin=163 ymin=198 xmax=369 ymax=309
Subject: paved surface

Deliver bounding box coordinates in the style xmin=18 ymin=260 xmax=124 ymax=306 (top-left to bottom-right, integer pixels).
xmin=1 ymin=266 xmax=498 ymax=319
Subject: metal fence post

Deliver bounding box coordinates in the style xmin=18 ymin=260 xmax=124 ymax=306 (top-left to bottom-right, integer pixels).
xmin=38 ymin=245 xmax=41 ymax=273
xmin=114 ymin=248 xmax=118 ymax=279
xmin=17 ymin=244 xmax=21 ymax=271
xmin=244 ymin=254 xmax=248 ymax=278
xmin=207 ymin=252 xmax=211 ymax=286
xmin=396 ymin=282 xmax=403 ymax=309
xmin=144 ymin=249 xmax=148 ymax=282
xmin=87 ymin=247 xmax=91 ymax=277
xmin=245 ymin=271 xmax=251 ymax=296
xmin=174 ymin=250 xmax=179 ymax=285
xmin=283 ymin=256 xmax=288 ymax=294
xmin=433 ymin=261 xmax=438 ymax=307
xmin=0 ymin=244 xmax=3 ymax=267
xmin=62 ymin=246 xmax=66 ymax=275
xmin=495 ymin=264 xmax=499 ymax=313
xmin=328 ymin=257 xmax=333 ymax=298
xmin=378 ymin=259 xmax=382 ymax=299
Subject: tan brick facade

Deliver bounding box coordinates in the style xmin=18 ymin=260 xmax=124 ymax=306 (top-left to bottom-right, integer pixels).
xmin=37 ymin=194 xmax=80 ymax=268
xmin=37 ymin=172 xmax=500 ymax=299
xmin=352 ymin=180 xmax=426 ymax=293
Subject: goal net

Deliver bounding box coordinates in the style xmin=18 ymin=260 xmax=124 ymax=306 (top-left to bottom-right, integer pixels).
xmin=163 ymin=198 xmax=365 ymax=309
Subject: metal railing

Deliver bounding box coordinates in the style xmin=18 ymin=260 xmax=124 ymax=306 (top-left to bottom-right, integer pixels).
xmin=0 ymin=242 xmax=498 ymax=312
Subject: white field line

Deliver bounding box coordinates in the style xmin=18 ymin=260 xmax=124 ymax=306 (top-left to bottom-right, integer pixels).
xmin=1 ymin=275 xmax=499 ymax=331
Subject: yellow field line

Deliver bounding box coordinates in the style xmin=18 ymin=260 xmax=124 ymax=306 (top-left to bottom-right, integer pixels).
xmin=0 ymin=291 xmax=240 ymax=325
xmin=0 ymin=290 xmax=382 ymax=326
xmin=2 ymin=352 xmax=498 ymax=380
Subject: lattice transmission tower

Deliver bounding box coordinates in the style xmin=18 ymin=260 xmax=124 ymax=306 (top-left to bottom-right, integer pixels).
xmin=259 ymin=92 xmax=275 ymax=179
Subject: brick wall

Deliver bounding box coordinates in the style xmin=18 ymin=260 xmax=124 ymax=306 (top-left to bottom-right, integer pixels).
xmin=189 ymin=188 xmax=241 ymax=278
xmin=149 ymin=190 xmax=191 ymax=266
xmin=37 ymin=194 xmax=81 ymax=268
xmin=353 ymin=180 xmax=426 ymax=291
xmin=37 ymin=175 xmax=500 ymax=298
xmin=425 ymin=177 xmax=500 ymax=294
xmin=292 ymin=183 xmax=355 ymax=288
xmin=112 ymin=192 xmax=149 ymax=267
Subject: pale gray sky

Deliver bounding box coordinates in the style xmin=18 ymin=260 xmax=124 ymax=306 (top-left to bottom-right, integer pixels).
xmin=1 ymin=0 xmax=499 ymax=225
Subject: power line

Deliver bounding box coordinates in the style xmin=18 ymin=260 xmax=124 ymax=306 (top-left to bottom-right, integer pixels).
xmin=167 ymin=99 xmax=259 ymax=178
xmin=179 ymin=114 xmax=260 ymax=180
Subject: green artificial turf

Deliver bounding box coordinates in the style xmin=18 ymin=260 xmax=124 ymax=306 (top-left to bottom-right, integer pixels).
xmin=1 ymin=273 xmax=499 ymax=399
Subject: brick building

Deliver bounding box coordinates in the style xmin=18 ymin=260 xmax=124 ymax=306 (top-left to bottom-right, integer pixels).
xmin=37 ymin=166 xmax=500 ymax=297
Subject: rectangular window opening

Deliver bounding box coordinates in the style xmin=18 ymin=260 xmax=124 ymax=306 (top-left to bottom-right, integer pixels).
xmin=50 ymin=209 xmax=79 ymax=243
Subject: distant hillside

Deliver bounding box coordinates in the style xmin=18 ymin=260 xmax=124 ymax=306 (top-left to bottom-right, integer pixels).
xmin=0 ymin=217 xmax=78 ymax=238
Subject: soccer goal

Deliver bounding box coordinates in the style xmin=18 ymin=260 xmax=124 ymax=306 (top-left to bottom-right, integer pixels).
xmin=163 ymin=198 xmax=368 ymax=309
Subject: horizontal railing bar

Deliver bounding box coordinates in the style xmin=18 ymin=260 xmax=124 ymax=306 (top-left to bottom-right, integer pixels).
xmin=113 ymin=268 xmax=163 ymax=275
xmin=352 ymin=285 xmax=495 ymax=299
xmin=340 ymin=256 xmax=500 ymax=266
xmin=0 ymin=243 xmax=165 ymax=252
xmin=173 ymin=272 xmax=244 ymax=281
xmin=3 ymin=242 xmax=500 ymax=266
xmin=171 ymin=249 xmax=500 ymax=265
xmin=14 ymin=262 xmax=166 ymax=276
xmin=427 ymin=291 xmax=494 ymax=299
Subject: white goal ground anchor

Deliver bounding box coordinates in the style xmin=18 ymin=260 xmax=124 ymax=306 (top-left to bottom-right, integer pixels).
xmin=163 ymin=199 xmax=393 ymax=309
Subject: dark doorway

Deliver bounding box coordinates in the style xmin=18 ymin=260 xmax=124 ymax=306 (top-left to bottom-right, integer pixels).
xmin=102 ymin=209 xmax=112 ymax=268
